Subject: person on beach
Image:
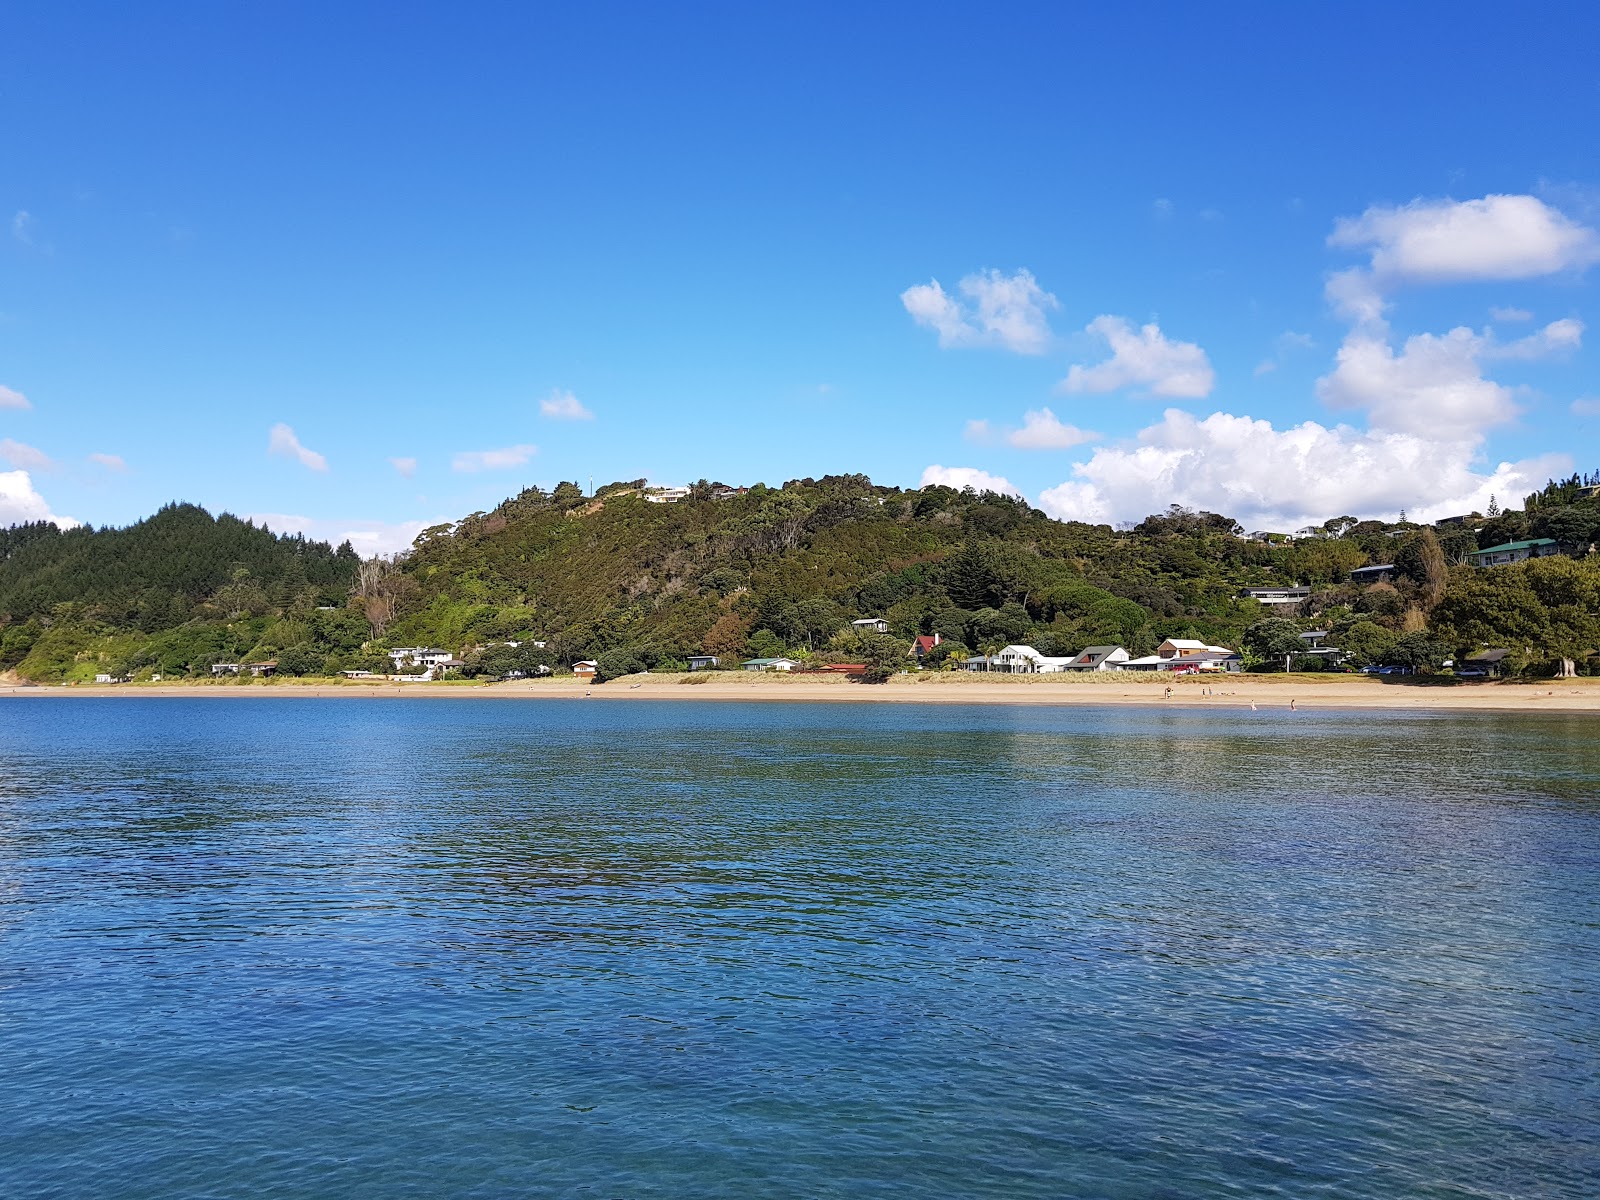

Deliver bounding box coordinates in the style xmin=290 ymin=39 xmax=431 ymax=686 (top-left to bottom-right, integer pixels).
xmin=1165 ymin=686 xmax=1172 ymax=699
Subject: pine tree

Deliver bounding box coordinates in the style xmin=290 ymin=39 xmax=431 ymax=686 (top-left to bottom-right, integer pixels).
xmin=1487 ymin=495 xmax=1500 ymax=518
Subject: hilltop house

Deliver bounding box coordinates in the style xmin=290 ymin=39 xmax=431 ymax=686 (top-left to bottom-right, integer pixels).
xmin=1066 ymin=645 xmax=1130 ymax=671
xmin=1467 ymin=538 xmax=1560 ymax=567
xmin=644 ymin=486 xmax=690 ymax=503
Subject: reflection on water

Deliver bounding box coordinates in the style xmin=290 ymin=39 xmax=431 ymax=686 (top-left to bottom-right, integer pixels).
xmin=1 ymin=699 xmax=1597 ymax=1198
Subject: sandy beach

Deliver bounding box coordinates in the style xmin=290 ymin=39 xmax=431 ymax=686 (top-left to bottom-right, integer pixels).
xmin=4 ymin=671 xmax=1598 ymax=712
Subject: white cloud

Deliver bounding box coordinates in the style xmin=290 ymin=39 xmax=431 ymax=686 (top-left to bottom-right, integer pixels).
xmin=247 ymin=513 xmax=429 ymax=557
xmin=1484 ymin=317 xmax=1583 ymax=360
xmin=1572 ymin=396 xmax=1600 ymax=417
xmin=0 ymin=439 xmax=54 ymax=471
xmin=1490 ymin=306 xmax=1533 ymax=322
xmin=451 ymin=444 xmax=537 ymax=473
xmin=1316 ymin=326 xmax=1518 ymax=437
xmin=267 ymin=423 xmax=328 ymax=472
xmin=389 ymin=456 xmax=417 ymax=478
xmin=0 ymin=470 xmax=78 ymax=528
xmin=11 ymin=211 xmax=36 ymax=246
xmin=0 ymin=384 xmax=29 ymax=410
xmin=1006 ymin=407 xmax=1099 ymax=450
xmin=918 ymin=465 xmax=1023 ymax=497
xmin=88 ymin=453 xmax=127 ymax=471
xmin=539 ymin=389 xmax=593 ymax=420
xmin=1059 ymin=315 xmax=1215 ymax=398
xmin=1152 ymin=198 xmax=1175 ymax=220
xmin=1330 ymin=194 xmax=1600 ymax=287
xmin=1037 ymin=408 xmax=1568 ymax=531
xmin=963 ymin=419 xmax=993 ymax=444
xmin=901 ymin=268 xmax=1059 ymax=354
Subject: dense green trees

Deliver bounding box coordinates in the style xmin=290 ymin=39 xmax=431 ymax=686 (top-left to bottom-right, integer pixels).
xmin=3 ymin=473 xmax=1597 ymax=683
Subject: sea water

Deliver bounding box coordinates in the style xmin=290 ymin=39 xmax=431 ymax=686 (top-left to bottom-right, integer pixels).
xmin=1 ymin=698 xmax=1596 ymax=1197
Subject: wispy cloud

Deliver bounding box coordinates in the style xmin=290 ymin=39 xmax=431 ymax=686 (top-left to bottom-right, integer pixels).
xmin=88 ymin=453 xmax=127 ymax=471
xmin=452 ymin=444 xmax=537 ymax=473
xmin=1571 ymin=396 xmax=1600 ymax=417
xmin=0 ymin=384 xmax=30 ymax=410
xmin=389 ymin=456 xmax=418 ymax=478
xmin=539 ymin=389 xmax=593 ymax=421
xmin=1060 ymin=316 xmax=1215 ymax=398
xmin=0 ymin=439 xmax=54 ymax=471
xmin=901 ymin=268 xmax=1059 ymax=354
xmin=267 ymin=423 xmax=329 ymax=472
xmin=1254 ymin=331 xmax=1316 ymax=376
xmin=1489 ymin=306 xmax=1533 ymax=322
xmin=11 ymin=211 xmax=37 ymax=247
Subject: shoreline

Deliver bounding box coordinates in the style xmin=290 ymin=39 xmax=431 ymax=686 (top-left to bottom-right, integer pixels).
xmin=3 ymin=672 xmax=1599 ymax=712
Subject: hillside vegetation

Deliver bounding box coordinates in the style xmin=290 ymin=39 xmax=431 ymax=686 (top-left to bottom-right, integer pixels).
xmin=2 ymin=474 xmax=1598 ymax=683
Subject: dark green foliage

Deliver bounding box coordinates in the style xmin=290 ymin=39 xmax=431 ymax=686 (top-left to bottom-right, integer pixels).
xmin=1244 ymin=617 xmax=1305 ymax=664
xmin=1382 ymin=632 xmax=1451 ymax=672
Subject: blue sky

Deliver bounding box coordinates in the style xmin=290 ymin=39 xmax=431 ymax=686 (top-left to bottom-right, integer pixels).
xmin=4 ymin=2 xmax=1598 ymax=551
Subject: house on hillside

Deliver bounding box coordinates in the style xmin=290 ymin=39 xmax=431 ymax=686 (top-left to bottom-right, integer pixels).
xmin=1467 ymin=538 xmax=1560 ymax=567
xmin=991 ymin=645 xmax=1076 ymax=673
xmin=687 ymin=655 xmax=720 ymax=671
xmin=743 ymin=657 xmax=798 ymax=672
xmin=1350 ymin=564 xmax=1396 ymax=584
xmin=1242 ymin=586 xmax=1311 ymax=610
xmin=1067 ymin=645 xmax=1130 ymax=671
xmin=851 ymin=617 xmax=890 ymax=635
xmin=644 ymin=486 xmax=690 ymax=503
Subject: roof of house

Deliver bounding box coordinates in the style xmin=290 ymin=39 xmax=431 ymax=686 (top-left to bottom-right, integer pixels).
xmin=1351 ymin=563 xmax=1396 ymax=573
xmin=1075 ymin=645 xmax=1125 ymax=664
xmin=851 ymin=617 xmax=887 ymax=625
xmin=1470 ymin=538 xmax=1558 ymax=555
xmin=1466 ymin=648 xmax=1513 ymax=663
xmin=742 ymin=657 xmax=796 ymax=666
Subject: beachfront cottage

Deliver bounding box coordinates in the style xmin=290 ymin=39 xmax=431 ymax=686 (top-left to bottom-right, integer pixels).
xmin=572 ymin=660 xmax=598 ymax=679
xmin=742 ymin=657 xmax=798 ymax=672
xmin=1458 ymin=648 xmax=1514 ymax=677
xmin=991 ymin=645 xmax=1076 ymax=673
xmin=1467 ymin=538 xmax=1560 ymax=567
xmin=248 ymin=661 xmax=277 ymax=677
xmin=962 ymin=655 xmax=993 ymax=671
xmin=1123 ymin=640 xmax=1241 ymax=672
xmin=851 ymin=618 xmax=890 ymax=635
xmin=910 ymin=634 xmax=942 ymax=661
xmin=388 ymin=647 xmax=453 ymax=669
xmin=687 ymin=655 xmax=720 ymax=671
xmin=211 ymin=663 xmax=242 ymax=676
xmin=1067 ymin=645 xmax=1130 ymax=671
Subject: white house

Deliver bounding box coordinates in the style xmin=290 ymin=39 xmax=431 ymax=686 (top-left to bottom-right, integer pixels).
xmin=991 ymin=645 xmax=1076 ymax=673
xmin=645 ymin=486 xmax=691 ymax=504
xmin=1066 ymin=645 xmax=1130 ymax=671
xmin=851 ymin=617 xmax=890 ymax=635
xmin=1122 ymin=639 xmax=1240 ymax=672
xmin=388 ymin=647 xmax=453 ymax=669
xmin=742 ymin=657 xmax=798 ymax=672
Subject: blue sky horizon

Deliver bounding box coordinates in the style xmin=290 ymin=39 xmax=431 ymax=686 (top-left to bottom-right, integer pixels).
xmin=4 ymin=2 xmax=1599 ymax=553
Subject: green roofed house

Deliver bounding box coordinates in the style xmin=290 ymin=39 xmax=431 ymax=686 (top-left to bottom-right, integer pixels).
xmin=742 ymin=657 xmax=798 ymax=672
xmin=1467 ymin=538 xmax=1560 ymax=567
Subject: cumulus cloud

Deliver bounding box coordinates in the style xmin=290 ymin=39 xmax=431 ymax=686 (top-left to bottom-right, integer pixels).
xmin=267 ymin=423 xmax=328 ymax=472
xmin=918 ymin=465 xmax=1023 ymax=497
xmin=0 ymin=384 xmax=29 ymax=410
xmin=901 ymin=268 xmax=1059 ymax=354
xmin=1330 ymin=194 xmax=1600 ymax=286
xmin=247 ymin=513 xmax=429 ymax=557
xmin=389 ymin=456 xmax=417 ymax=478
xmin=1485 ymin=317 xmax=1583 ymax=360
xmin=1007 ymin=407 xmax=1099 ymax=450
xmin=1037 ymin=408 xmax=1567 ymax=532
xmin=451 ymin=444 xmax=537 ymax=473
xmin=0 ymin=439 xmax=54 ymax=471
xmin=88 ymin=453 xmax=127 ymax=471
xmin=0 ymin=470 xmax=78 ymax=528
xmin=1316 ymin=326 xmax=1518 ymax=437
xmin=539 ymin=389 xmax=593 ymax=420
xmin=1327 ymin=194 xmax=1600 ymax=321
xmin=1060 ymin=316 xmax=1215 ymax=398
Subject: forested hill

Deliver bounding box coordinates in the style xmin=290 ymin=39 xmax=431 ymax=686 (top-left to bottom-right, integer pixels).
xmin=2 ymin=474 xmax=1598 ymax=682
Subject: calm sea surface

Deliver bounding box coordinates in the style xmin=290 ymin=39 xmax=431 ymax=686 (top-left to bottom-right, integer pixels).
xmin=1 ymin=698 xmax=1597 ymax=1198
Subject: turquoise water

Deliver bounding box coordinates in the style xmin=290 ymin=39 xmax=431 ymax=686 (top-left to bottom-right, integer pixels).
xmin=1 ymin=699 xmax=1597 ymax=1198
